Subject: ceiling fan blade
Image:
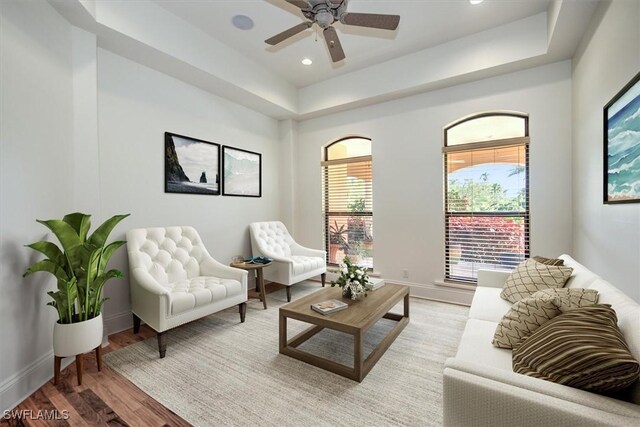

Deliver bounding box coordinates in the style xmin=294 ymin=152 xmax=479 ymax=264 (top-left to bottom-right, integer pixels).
xmin=323 ymin=27 xmax=345 ymax=63
xmin=265 ymin=22 xmax=312 ymax=46
xmin=341 ymin=12 xmax=400 ymax=30
xmin=285 ymin=0 xmax=312 ymax=9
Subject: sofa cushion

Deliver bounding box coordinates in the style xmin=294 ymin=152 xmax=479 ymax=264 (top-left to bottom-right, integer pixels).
xmin=500 ymin=259 xmax=573 ymax=303
xmin=290 ymin=255 xmax=324 ymax=276
xmin=168 ymin=277 xmax=243 ymax=315
xmin=533 ymin=288 xmax=599 ymax=312
xmin=456 ymin=319 xmax=513 ymax=371
xmin=559 ymin=254 xmax=601 ymax=289
xmin=492 ymin=294 xmax=561 ymax=349
xmin=469 ymin=287 xmax=512 ymax=322
xmin=513 ymin=304 xmax=640 ymax=393
xmin=532 ymin=256 xmax=564 ymax=266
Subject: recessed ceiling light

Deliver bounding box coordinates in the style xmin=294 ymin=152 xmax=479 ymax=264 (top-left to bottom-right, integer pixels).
xmin=469 ymin=0 xmax=484 ymax=4
xmin=301 ymin=58 xmax=313 ymax=66
xmin=231 ymin=15 xmax=254 ymax=30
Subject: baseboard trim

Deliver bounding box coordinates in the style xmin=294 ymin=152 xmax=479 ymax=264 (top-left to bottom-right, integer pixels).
xmin=0 ymin=351 xmax=73 ymax=413
xmin=104 ymin=310 xmax=133 ymax=336
xmin=384 ymin=280 xmax=474 ymax=306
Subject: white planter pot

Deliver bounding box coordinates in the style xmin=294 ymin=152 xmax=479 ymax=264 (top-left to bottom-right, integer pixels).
xmin=53 ymin=313 xmax=103 ymax=357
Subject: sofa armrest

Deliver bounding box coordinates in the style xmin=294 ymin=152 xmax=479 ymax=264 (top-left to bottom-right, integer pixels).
xmin=130 ymin=267 xmax=169 ymax=296
xmin=443 ymin=358 xmax=640 ymax=426
xmin=200 ymin=256 xmax=248 ymax=287
xmin=477 ymin=269 xmax=511 ymax=289
xmin=290 ymin=242 xmax=326 ymax=259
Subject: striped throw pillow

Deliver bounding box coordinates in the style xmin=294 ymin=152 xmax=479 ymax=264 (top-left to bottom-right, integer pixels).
xmin=513 ymin=304 xmax=640 ymax=393
xmin=532 ymin=288 xmax=599 ymax=312
xmin=500 ymin=259 xmax=573 ymax=303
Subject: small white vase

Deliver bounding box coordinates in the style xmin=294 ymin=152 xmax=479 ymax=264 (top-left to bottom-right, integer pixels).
xmin=53 ymin=313 xmax=103 ymax=357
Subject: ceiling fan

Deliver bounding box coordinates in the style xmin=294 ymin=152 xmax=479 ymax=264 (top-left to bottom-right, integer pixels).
xmin=265 ymin=0 xmax=400 ymax=63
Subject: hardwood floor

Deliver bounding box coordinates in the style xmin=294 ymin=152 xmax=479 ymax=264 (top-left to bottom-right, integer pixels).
xmin=1 ymin=325 xmax=192 ymax=427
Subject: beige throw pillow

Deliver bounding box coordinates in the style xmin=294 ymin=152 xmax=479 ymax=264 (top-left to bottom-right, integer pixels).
xmin=532 ymin=288 xmax=599 ymax=312
xmin=500 ymin=259 xmax=573 ymax=303
xmin=492 ymin=294 xmax=561 ymax=349
xmin=513 ymin=304 xmax=640 ymax=393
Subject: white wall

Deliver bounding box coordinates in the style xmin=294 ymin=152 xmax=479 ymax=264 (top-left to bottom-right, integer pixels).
xmin=294 ymin=61 xmax=573 ymax=298
xmin=572 ymin=0 xmax=640 ymax=302
xmin=0 ymin=0 xmax=74 ymax=411
xmin=96 ymin=49 xmax=282 ymax=331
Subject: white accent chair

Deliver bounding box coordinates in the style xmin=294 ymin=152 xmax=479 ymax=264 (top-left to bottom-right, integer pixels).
xmin=249 ymin=221 xmax=326 ymax=302
xmin=126 ymin=226 xmax=248 ymax=358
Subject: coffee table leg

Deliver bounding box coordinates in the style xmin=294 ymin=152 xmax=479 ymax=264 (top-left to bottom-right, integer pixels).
xmin=354 ymin=331 xmax=363 ymax=381
xmin=279 ymin=312 xmax=287 ymax=352
xmin=404 ymin=293 xmax=410 ymax=318
xmin=257 ymin=268 xmax=267 ymax=310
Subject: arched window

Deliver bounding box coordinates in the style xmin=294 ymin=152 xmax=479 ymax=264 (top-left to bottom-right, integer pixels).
xmin=443 ymin=112 xmax=529 ymax=283
xmin=322 ymin=137 xmax=373 ymax=268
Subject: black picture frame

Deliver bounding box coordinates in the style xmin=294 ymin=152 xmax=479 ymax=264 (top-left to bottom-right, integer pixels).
xmin=603 ymin=71 xmax=640 ymax=204
xmin=222 ymin=146 xmax=262 ymax=198
xmin=165 ymin=132 xmax=220 ymax=195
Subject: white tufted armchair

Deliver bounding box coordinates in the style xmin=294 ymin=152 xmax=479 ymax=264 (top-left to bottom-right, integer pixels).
xmin=249 ymin=221 xmax=326 ymax=302
xmin=126 ymin=226 xmax=248 ymax=358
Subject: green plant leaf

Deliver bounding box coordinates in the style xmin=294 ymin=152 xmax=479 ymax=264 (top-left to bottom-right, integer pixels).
xmin=36 ymin=219 xmax=83 ymax=257
xmin=62 ymin=212 xmax=92 ymax=243
xmin=88 ymin=214 xmax=130 ymax=248
xmin=25 ymin=241 xmax=64 ymax=263
xmin=23 ymin=259 xmax=69 ymax=281
xmin=98 ymin=240 xmax=126 ymax=272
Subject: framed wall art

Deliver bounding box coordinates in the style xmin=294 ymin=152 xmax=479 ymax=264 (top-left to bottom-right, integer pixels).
xmin=165 ymin=132 xmax=220 ymax=195
xmin=222 ymin=146 xmax=262 ymax=197
xmin=604 ymin=71 xmax=640 ymax=204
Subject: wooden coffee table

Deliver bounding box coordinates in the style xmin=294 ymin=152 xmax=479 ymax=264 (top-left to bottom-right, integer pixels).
xmin=279 ymin=283 xmax=409 ymax=382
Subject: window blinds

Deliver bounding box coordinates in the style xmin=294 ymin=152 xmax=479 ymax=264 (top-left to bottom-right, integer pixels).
xmin=322 ymin=156 xmax=373 ymax=268
xmin=444 ymin=142 xmax=529 ymax=283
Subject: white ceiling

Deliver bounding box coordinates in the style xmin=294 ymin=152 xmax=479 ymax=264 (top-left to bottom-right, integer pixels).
xmin=153 ymin=0 xmax=551 ymax=88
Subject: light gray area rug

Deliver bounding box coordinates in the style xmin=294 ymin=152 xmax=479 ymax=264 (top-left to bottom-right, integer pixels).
xmin=104 ymin=282 xmax=469 ymax=427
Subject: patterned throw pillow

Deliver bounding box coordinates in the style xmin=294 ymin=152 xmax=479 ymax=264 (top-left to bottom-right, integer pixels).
xmin=513 ymin=304 xmax=640 ymax=393
xmin=492 ymin=294 xmax=561 ymax=349
xmin=500 ymin=259 xmax=573 ymax=303
xmin=532 ymin=288 xmax=599 ymax=312
xmin=532 ymin=256 xmax=564 ymax=266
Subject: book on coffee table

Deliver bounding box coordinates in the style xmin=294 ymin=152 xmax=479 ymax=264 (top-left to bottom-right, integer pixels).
xmin=310 ymin=299 xmax=348 ymax=315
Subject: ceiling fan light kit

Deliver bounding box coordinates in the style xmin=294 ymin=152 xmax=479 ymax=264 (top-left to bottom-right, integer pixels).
xmin=265 ymin=0 xmax=400 ymax=63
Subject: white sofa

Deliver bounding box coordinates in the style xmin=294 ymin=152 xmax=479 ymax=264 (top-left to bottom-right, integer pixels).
xmin=443 ymin=254 xmax=640 ymax=426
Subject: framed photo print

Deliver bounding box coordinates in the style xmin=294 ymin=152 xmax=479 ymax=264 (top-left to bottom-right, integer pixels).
xmin=604 ymin=71 xmax=640 ymax=204
xmin=222 ymin=146 xmax=262 ymax=197
xmin=165 ymin=132 xmax=220 ymax=195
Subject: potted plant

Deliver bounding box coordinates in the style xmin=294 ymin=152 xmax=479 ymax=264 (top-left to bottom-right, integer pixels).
xmin=23 ymin=212 xmax=129 ymax=381
xmin=331 ymin=256 xmax=372 ymax=300
xmin=329 ymin=221 xmax=350 ymax=264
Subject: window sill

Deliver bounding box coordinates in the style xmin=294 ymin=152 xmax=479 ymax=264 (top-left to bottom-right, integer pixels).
xmin=326 ymin=266 xmax=382 ymax=277
xmin=433 ymin=279 xmax=477 ymax=291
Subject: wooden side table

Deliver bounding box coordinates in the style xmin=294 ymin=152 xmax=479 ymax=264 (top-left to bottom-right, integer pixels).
xmin=230 ymin=261 xmax=272 ymax=309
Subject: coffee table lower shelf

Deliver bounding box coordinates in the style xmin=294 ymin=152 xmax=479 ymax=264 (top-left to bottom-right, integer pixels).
xmin=278 ymin=287 xmax=409 ymax=382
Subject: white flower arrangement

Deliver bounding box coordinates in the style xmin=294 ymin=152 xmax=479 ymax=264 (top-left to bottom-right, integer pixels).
xmin=331 ymin=256 xmax=372 ymax=300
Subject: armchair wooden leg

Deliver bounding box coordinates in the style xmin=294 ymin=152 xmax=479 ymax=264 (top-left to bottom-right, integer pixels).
xmin=286 ymin=286 xmax=291 ymax=302
xmin=321 ymin=273 xmax=326 ymax=287
xmin=157 ymin=332 xmax=167 ymax=359
xmin=75 ymin=354 xmax=84 ymax=386
xmin=239 ymin=302 xmax=247 ymax=323
xmin=133 ymin=313 xmax=141 ymax=334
